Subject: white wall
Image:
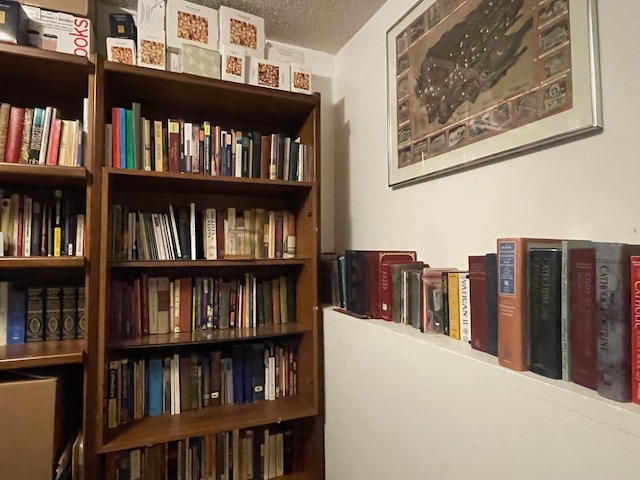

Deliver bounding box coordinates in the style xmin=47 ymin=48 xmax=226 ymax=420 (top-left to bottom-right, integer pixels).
xmin=326 ymin=0 xmax=640 ymax=478
xmin=332 ymin=0 xmax=640 ymax=266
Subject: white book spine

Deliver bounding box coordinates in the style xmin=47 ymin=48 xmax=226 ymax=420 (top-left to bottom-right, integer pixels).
xmin=189 ymin=202 xmax=196 ymax=260
xmin=168 ymin=205 xmax=182 ymax=260
xmin=0 ymin=282 xmax=8 ymax=345
xmin=39 ymin=106 xmax=54 ymax=165
xmin=459 ymin=273 xmax=471 ymax=343
xmin=204 ymin=208 xmax=217 ymax=260
xmin=75 ymin=214 xmax=85 ymax=257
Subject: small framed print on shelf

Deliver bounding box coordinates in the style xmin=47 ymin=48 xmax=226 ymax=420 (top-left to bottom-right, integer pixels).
xmin=386 ymin=0 xmax=603 ymax=187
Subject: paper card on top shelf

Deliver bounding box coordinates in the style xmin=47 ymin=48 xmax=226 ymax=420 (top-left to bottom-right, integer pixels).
xmin=136 ymin=0 xmax=165 ymax=31
xmin=167 ymin=48 xmax=182 ymax=73
xmin=248 ymin=57 xmax=290 ymax=91
xmin=106 ymin=37 xmax=136 ymax=65
xmin=181 ymin=44 xmax=220 ymax=79
xmin=220 ymin=44 xmax=246 ymax=83
xmin=290 ymin=63 xmax=312 ymax=94
xmin=266 ymin=42 xmax=305 ymax=64
xmin=166 ymin=0 xmax=219 ymax=51
xmin=137 ymin=29 xmax=166 ymax=70
xmin=219 ymin=5 xmax=264 ymax=58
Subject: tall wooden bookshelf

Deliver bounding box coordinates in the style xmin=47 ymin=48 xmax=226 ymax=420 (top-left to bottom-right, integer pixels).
xmin=0 ymin=42 xmax=95 ymax=476
xmin=86 ymin=59 xmax=324 ymax=477
xmin=1 ymin=43 xmax=324 ymax=479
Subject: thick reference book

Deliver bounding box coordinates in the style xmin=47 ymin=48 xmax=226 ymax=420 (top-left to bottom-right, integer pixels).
xmin=369 ymin=250 xmax=416 ymax=319
xmin=468 ymin=255 xmax=489 ymax=353
xmin=528 ymin=247 xmax=562 ymax=379
xmin=594 ymin=242 xmax=640 ymax=402
xmin=485 ymin=253 xmax=499 ymax=356
xmin=497 ymin=237 xmax=561 ymax=371
xmin=631 ymin=256 xmax=640 ymax=405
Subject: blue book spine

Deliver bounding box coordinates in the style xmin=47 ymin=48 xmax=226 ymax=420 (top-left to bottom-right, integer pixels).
xmin=7 ymin=285 xmax=26 ymax=344
xmin=243 ymin=343 xmax=253 ymax=402
xmin=147 ymin=357 xmax=163 ymax=417
xmin=232 ymin=345 xmax=244 ymax=404
xmin=119 ymin=108 xmax=126 ymax=168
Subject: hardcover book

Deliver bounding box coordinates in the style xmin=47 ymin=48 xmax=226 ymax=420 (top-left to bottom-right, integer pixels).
xmin=26 ymin=286 xmax=44 ymax=342
xmin=469 ymin=256 xmax=489 ymax=352
xmin=485 ymin=253 xmax=499 ymax=356
xmin=528 ymin=248 xmax=562 ymax=379
xmin=632 ymin=256 xmax=640 ymax=405
xmin=497 ymin=237 xmax=562 ymax=371
xmin=458 ymin=272 xmax=471 ymax=343
xmin=45 ymin=286 xmax=62 ymax=341
xmin=421 ymin=268 xmax=452 ymax=333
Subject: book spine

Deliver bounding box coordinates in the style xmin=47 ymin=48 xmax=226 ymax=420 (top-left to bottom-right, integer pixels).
xmin=4 ymin=107 xmax=25 ymax=163
xmin=26 ymin=286 xmax=45 ymax=342
xmin=45 ymin=286 xmax=62 ymax=341
xmin=0 ymin=103 xmax=10 ymax=162
xmin=485 ymin=253 xmax=499 ymax=356
xmin=154 ymin=120 xmax=163 ymax=172
xmin=28 ymin=107 xmax=44 ymax=164
xmin=203 ymin=208 xmax=217 ymax=260
xmin=76 ymin=286 xmax=86 ymax=339
xmin=53 ymin=190 xmax=63 ymax=257
xmin=62 ymin=285 xmax=78 ymax=340
xmin=119 ymin=108 xmax=126 ymax=168
xmin=469 ymin=256 xmax=488 ymax=352
xmin=632 ymin=256 xmax=640 ymax=405
xmin=448 ymin=272 xmax=461 ymax=339
xmin=528 ymin=248 xmax=562 ymax=379
xmin=132 ymin=102 xmax=142 ymax=170
xmin=458 ymin=273 xmax=471 ymax=343
xmin=38 ymin=107 xmax=53 ymax=165
xmin=19 ymin=108 xmax=33 ymax=164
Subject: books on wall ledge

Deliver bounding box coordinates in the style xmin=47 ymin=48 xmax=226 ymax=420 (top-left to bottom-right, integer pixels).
xmin=111 ymin=204 xmax=295 ymax=262
xmin=0 ymin=101 xmax=88 ymax=167
xmin=105 ymin=103 xmax=311 ymax=181
xmin=110 ymin=272 xmax=295 ymax=339
xmin=107 ymin=342 xmax=297 ymax=428
xmin=104 ymin=421 xmax=301 ymax=479
xmin=0 ymin=189 xmax=85 ymax=258
xmin=333 ymin=241 xmax=640 ymax=406
xmin=0 ymin=281 xmax=85 ymax=346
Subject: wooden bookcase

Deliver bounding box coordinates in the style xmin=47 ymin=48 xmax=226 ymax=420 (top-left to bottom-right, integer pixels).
xmin=1 ymin=42 xmax=324 ymax=479
xmin=0 ymin=42 xmax=95 ymax=475
xmin=85 ymin=59 xmax=324 ymax=478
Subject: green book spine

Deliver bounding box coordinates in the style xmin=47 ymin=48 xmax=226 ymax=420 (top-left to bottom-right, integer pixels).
xmin=125 ymin=109 xmax=134 ymax=170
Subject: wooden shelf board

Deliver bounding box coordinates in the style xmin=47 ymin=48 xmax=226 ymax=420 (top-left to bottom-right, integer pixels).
xmin=0 ymin=257 xmax=85 ymax=269
xmin=105 ymin=168 xmax=313 ymax=196
xmin=0 ymin=43 xmax=92 ymax=69
xmin=108 ymin=323 xmax=310 ymax=350
xmin=108 ymin=258 xmax=309 ymax=269
xmin=0 ymin=339 xmax=85 ymax=370
xmin=103 ymin=61 xmax=319 ymax=133
xmin=0 ymin=164 xmax=87 ymax=187
xmin=99 ymin=396 xmax=317 ymax=453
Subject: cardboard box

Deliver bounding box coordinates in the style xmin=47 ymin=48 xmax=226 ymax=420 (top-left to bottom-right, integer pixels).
xmin=0 ymin=372 xmax=65 ymax=480
xmin=22 ymin=5 xmax=91 ymax=57
xmin=20 ymin=0 xmax=88 ymax=17
xmin=290 ymin=63 xmax=312 ymax=94
xmin=266 ymin=42 xmax=305 ymax=64
xmin=248 ymin=57 xmax=290 ymax=91
xmin=0 ymin=0 xmax=28 ymax=44
xmin=219 ymin=5 xmax=264 ymax=58
xmin=167 ymin=0 xmax=218 ymax=51
xmin=137 ymin=28 xmax=165 ymax=70
xmin=106 ymin=37 xmax=136 ymax=65
xmin=220 ymin=43 xmax=246 ymax=83
xmin=182 ymin=44 xmax=220 ymax=79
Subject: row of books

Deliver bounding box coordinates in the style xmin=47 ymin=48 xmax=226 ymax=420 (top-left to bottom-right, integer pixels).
xmin=0 ymin=282 xmax=85 ymax=345
xmin=0 ymin=190 xmax=85 ymax=257
xmin=113 ymin=204 xmax=296 ymax=262
xmin=106 ymin=423 xmax=299 ymax=480
xmin=0 ymin=102 xmax=87 ymax=167
xmin=106 ymin=103 xmax=311 ymax=181
xmin=110 ymin=274 xmax=296 ymax=339
xmin=334 ymin=241 xmax=640 ymax=405
xmin=108 ymin=342 xmax=297 ymax=428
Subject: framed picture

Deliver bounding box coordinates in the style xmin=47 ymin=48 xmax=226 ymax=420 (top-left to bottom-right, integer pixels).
xmin=386 ymin=0 xmax=602 ymax=187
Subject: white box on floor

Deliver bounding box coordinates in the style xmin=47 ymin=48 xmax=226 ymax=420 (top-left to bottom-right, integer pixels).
xmin=166 ymin=0 xmax=219 ymax=51
xmin=248 ymin=57 xmax=290 ymax=91
xmin=219 ymin=5 xmax=264 ymax=58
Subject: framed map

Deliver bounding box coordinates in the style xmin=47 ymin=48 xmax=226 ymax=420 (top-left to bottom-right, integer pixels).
xmin=386 ymin=0 xmax=602 ymax=187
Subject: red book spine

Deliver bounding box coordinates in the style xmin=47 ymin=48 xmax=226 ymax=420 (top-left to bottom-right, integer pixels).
xmin=569 ymin=248 xmax=597 ymax=390
xmin=179 ymin=277 xmax=192 ymax=332
xmin=111 ymin=107 xmax=120 ymax=168
xmin=469 ymin=255 xmax=489 ymax=353
xmin=631 ymin=257 xmax=640 ymax=404
xmin=140 ymin=273 xmax=150 ymax=335
xmin=373 ymin=252 xmax=416 ymax=319
xmin=380 ymin=261 xmax=394 ymax=321
xmin=4 ymin=107 xmax=25 ymax=163
xmin=131 ymin=277 xmax=141 ymax=337
xmin=46 ymin=119 xmax=62 ymax=165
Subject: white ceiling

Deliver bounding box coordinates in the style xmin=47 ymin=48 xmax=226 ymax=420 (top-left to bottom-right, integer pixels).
xmin=104 ymin=0 xmax=388 ymax=54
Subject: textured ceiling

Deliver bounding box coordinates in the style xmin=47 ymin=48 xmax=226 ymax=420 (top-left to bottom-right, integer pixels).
xmin=102 ymin=0 xmax=387 ymax=53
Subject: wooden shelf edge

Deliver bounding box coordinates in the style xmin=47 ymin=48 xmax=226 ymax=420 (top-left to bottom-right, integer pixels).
xmin=98 ymin=396 xmax=317 ymax=454
xmin=108 ymin=324 xmax=311 ymax=349
xmin=0 ymin=163 xmax=87 ymax=179
xmin=0 ymin=256 xmax=86 ymax=268
xmin=0 ymin=340 xmax=85 ymax=370
xmin=108 ymin=258 xmax=309 ymax=268
xmin=0 ymin=43 xmax=93 ymax=70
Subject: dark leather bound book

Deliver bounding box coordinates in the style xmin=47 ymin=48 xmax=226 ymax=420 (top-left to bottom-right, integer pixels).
xmin=595 ymin=243 xmax=640 ymax=402
xmin=232 ymin=344 xmax=245 ymax=404
xmin=337 ymin=255 xmax=346 ymax=309
xmin=441 ymin=271 xmax=450 ymax=335
xmin=209 ymin=350 xmax=222 ymax=407
xmin=243 ymin=343 xmax=253 ymax=403
xmin=26 ymin=286 xmax=45 ymax=342
xmin=569 ymin=247 xmax=597 ymax=390
xmin=45 ymin=286 xmax=62 ymax=341
xmin=528 ymin=248 xmax=562 ymax=379
xmin=61 ymin=285 xmax=78 ymax=340
xmin=286 ymin=275 xmax=296 ymax=323
xmin=368 ymin=251 xmax=416 ymax=319
xmin=179 ymin=354 xmax=191 ymax=412
xmin=485 ymin=253 xmax=499 ymax=356
xmin=345 ymin=250 xmax=368 ymax=316
xmin=251 ymin=343 xmax=266 ymax=401
xmin=469 ymin=255 xmax=489 ymax=353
